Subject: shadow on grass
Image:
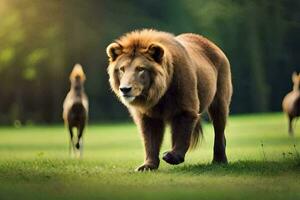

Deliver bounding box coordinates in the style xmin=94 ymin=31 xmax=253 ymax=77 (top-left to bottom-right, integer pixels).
xmin=167 ymin=159 xmax=300 ymax=176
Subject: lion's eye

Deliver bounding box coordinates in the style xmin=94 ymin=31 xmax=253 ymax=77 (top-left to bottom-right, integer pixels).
xmin=136 ymin=67 xmax=145 ymax=73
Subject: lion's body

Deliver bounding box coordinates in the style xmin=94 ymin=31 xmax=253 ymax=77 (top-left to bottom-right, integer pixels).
xmin=107 ymin=29 xmax=232 ymax=171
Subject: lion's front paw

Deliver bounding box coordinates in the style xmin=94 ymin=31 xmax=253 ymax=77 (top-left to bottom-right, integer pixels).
xmin=135 ymin=163 xmax=158 ymax=172
xmin=162 ymin=151 xmax=184 ymax=165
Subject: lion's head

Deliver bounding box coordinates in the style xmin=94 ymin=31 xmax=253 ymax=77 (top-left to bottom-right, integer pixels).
xmin=106 ymin=30 xmax=174 ymax=109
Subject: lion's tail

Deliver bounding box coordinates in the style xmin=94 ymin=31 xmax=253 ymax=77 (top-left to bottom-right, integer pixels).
xmin=189 ymin=115 xmax=203 ymax=150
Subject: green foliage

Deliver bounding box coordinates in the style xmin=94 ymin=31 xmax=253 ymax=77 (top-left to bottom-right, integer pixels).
xmin=0 ymin=114 xmax=300 ymax=199
xmin=0 ymin=0 xmax=299 ymax=123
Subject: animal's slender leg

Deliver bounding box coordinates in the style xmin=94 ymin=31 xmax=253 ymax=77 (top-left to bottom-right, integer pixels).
xmin=68 ymin=125 xmax=75 ymax=157
xmin=209 ymin=99 xmax=229 ymax=164
xmin=76 ymin=125 xmax=85 ymax=158
xmin=136 ymin=115 xmax=165 ymax=171
xmin=162 ymin=111 xmax=197 ymax=165
xmin=288 ymin=116 xmax=294 ymax=136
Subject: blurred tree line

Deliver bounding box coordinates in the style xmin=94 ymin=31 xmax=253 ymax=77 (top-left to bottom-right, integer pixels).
xmin=0 ymin=0 xmax=299 ymax=124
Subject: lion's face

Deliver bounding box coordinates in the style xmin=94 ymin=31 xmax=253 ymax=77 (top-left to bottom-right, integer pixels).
xmin=112 ymin=55 xmax=152 ymax=104
xmin=107 ymin=42 xmax=171 ymax=108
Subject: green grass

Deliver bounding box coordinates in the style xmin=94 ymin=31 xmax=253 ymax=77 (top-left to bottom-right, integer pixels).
xmin=0 ymin=113 xmax=300 ymax=200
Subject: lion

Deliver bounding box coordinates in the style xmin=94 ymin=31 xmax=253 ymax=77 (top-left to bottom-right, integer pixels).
xmin=282 ymin=72 xmax=300 ymax=136
xmin=106 ymin=29 xmax=232 ymax=171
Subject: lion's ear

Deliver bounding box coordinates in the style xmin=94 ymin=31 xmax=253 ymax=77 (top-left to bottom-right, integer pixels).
xmin=292 ymin=71 xmax=298 ymax=83
xmin=106 ymin=43 xmax=122 ymax=61
xmin=147 ymin=43 xmax=164 ymax=63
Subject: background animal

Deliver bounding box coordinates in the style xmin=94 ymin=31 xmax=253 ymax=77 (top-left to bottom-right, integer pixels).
xmin=63 ymin=64 xmax=89 ymax=157
xmin=282 ymin=72 xmax=300 ymax=135
xmin=107 ymin=29 xmax=232 ymax=171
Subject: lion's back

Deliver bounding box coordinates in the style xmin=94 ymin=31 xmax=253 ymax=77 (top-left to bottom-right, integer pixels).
xmin=176 ymin=33 xmax=228 ymax=69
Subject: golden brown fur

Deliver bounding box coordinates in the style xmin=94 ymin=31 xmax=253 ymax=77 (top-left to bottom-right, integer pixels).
xmin=282 ymin=72 xmax=300 ymax=135
xmin=63 ymin=64 xmax=89 ymax=158
xmin=106 ymin=29 xmax=232 ymax=171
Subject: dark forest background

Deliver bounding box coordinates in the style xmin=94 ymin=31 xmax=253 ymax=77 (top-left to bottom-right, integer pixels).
xmin=0 ymin=0 xmax=300 ymax=124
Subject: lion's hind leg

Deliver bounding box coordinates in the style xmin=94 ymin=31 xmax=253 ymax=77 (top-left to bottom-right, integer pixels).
xmin=208 ymin=97 xmax=229 ymax=164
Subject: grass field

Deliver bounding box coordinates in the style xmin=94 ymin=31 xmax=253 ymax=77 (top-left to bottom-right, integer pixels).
xmin=0 ymin=113 xmax=300 ymax=200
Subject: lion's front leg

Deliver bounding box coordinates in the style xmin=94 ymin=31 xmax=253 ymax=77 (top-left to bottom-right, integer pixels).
xmin=135 ymin=115 xmax=165 ymax=172
xmin=163 ymin=111 xmax=198 ymax=165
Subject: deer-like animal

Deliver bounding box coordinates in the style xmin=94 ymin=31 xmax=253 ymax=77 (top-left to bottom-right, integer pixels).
xmin=282 ymin=72 xmax=300 ymax=136
xmin=63 ymin=64 xmax=88 ymax=157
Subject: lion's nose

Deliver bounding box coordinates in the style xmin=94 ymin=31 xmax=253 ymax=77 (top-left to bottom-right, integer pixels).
xmin=119 ymin=86 xmax=132 ymax=94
